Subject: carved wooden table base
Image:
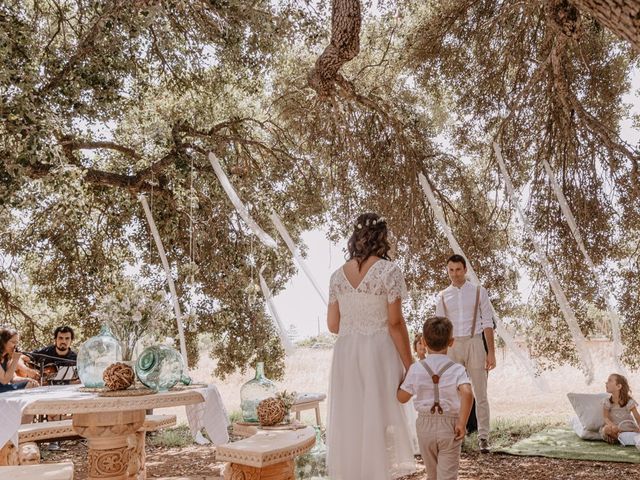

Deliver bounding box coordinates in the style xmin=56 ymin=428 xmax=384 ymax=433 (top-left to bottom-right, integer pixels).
xmin=73 ymin=410 xmax=145 ymax=480
xmin=224 ymin=459 xmax=294 ymax=480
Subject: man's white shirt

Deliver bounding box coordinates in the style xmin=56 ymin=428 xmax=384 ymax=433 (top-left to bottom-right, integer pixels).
xmin=435 ymin=280 xmax=493 ymax=337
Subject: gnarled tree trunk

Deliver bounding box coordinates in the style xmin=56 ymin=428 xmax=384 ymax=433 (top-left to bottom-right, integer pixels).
xmin=572 ymin=0 xmax=640 ymax=52
xmin=308 ymin=0 xmax=362 ymax=97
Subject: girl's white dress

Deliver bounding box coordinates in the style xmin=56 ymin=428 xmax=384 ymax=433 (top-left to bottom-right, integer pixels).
xmin=326 ymin=259 xmax=416 ymax=480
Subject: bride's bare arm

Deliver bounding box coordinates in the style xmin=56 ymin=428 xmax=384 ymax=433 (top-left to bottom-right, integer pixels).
xmin=387 ymin=300 xmax=412 ymax=370
xmin=327 ymin=302 xmax=340 ymax=334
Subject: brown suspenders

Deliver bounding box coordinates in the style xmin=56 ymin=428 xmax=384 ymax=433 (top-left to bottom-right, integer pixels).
xmin=419 ymin=360 xmax=455 ymax=414
xmin=440 ymin=285 xmax=481 ymax=336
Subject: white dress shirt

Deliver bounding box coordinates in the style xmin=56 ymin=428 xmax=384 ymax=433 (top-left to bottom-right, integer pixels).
xmin=400 ymin=354 xmax=470 ymax=414
xmin=434 ymin=280 xmax=493 ymax=337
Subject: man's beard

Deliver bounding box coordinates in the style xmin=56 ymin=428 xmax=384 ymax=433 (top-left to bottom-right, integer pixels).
xmin=57 ymin=346 xmax=68 ymax=352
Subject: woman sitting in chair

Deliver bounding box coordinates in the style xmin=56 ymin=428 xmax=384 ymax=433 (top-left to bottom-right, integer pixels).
xmin=0 ymin=325 xmax=39 ymax=393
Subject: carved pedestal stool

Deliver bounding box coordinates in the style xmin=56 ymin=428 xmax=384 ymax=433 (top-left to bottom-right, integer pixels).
xmin=72 ymin=410 xmax=145 ymax=480
xmin=216 ymin=427 xmax=315 ymax=480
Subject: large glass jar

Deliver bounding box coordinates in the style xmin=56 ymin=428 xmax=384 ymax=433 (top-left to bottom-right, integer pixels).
xmin=77 ymin=324 xmax=122 ymax=388
xmin=135 ymin=345 xmax=191 ymax=391
xmin=295 ymin=426 xmax=327 ymax=479
xmin=240 ymin=362 xmax=277 ymax=422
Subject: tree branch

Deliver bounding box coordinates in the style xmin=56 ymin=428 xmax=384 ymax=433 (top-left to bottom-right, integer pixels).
xmin=307 ymin=0 xmax=362 ymax=97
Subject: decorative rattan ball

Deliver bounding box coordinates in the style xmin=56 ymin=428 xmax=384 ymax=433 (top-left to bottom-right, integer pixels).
xmin=103 ymin=362 xmax=135 ymax=391
xmin=257 ymin=397 xmax=286 ymax=426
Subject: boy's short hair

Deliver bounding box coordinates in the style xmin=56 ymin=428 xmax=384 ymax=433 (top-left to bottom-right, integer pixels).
xmin=422 ymin=316 xmax=453 ymax=351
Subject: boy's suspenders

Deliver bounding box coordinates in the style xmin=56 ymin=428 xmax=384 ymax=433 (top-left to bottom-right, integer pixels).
xmin=439 ymin=286 xmax=481 ymax=336
xmin=419 ymin=360 xmax=455 ymax=414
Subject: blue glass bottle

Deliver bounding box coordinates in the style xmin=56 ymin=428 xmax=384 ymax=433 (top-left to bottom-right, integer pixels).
xmin=135 ymin=345 xmax=191 ymax=391
xmin=240 ymin=362 xmax=277 ymax=422
xmin=77 ymin=324 xmax=122 ymax=388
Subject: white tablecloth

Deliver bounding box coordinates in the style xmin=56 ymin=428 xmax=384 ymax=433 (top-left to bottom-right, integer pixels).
xmin=0 ymin=384 xmax=229 ymax=448
xmin=185 ymin=384 xmax=229 ymax=445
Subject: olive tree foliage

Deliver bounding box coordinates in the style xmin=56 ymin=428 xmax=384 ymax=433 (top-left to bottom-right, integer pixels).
xmin=276 ymin=2 xmax=521 ymax=331
xmin=1 ymin=0 xmax=639 ymax=377
xmin=403 ymin=0 xmax=640 ymax=367
xmin=0 ymin=0 xmax=329 ymax=379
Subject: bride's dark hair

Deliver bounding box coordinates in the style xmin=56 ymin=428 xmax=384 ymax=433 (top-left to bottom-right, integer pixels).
xmin=347 ymin=213 xmax=391 ymax=270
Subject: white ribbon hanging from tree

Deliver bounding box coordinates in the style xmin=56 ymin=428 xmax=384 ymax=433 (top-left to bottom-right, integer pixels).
xmin=418 ymin=173 xmax=547 ymax=390
xmin=208 ymin=152 xmax=277 ymax=249
xmin=493 ymin=142 xmax=594 ymax=384
xmin=140 ymin=195 xmax=189 ymax=367
xmin=542 ymin=159 xmax=627 ymax=375
xmin=258 ymin=266 xmax=296 ymax=355
xmin=270 ymin=212 xmax=328 ymax=307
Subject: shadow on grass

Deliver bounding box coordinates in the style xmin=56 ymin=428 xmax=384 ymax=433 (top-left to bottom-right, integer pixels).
xmin=462 ymin=417 xmax=563 ymax=453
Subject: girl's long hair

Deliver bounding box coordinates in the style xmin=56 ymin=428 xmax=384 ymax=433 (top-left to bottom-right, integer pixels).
xmin=610 ymin=373 xmax=632 ymax=407
xmin=0 ymin=326 xmax=18 ymax=362
xmin=347 ymin=213 xmax=390 ymax=270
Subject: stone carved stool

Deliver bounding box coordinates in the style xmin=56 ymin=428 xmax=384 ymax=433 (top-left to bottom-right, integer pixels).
xmin=18 ymin=442 xmax=40 ymax=465
xmin=217 ymin=427 xmax=315 ymax=480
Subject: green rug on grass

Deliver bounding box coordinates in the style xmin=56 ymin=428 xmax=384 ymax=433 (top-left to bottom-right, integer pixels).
xmin=496 ymin=427 xmax=640 ymax=463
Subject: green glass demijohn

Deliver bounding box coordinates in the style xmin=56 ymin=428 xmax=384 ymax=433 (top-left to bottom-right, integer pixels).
xmin=240 ymin=361 xmax=277 ymax=422
xmin=77 ymin=324 xmax=122 ymax=388
xmin=295 ymin=426 xmax=327 ymax=479
xmin=135 ymin=345 xmax=191 ymax=391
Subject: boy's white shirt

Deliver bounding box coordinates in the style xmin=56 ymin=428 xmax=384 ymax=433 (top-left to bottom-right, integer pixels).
xmin=400 ymin=353 xmax=470 ymax=415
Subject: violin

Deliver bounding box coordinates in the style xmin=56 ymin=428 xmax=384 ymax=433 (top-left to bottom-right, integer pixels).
xmin=19 ymin=352 xmax=58 ymax=386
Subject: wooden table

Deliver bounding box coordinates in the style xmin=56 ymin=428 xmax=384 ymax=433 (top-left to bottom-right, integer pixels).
xmin=3 ymin=386 xmax=207 ymax=480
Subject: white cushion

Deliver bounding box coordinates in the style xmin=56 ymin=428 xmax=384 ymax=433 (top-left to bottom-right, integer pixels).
xmin=567 ymin=392 xmax=609 ymax=431
xmin=570 ymin=415 xmax=602 ymax=440
xmin=294 ymin=393 xmax=326 ymax=404
xmin=618 ymin=431 xmax=640 ymax=448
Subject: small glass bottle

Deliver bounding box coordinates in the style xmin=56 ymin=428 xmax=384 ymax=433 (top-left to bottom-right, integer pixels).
xmin=240 ymin=362 xmax=277 ymax=422
xmin=77 ymin=324 xmax=122 ymax=388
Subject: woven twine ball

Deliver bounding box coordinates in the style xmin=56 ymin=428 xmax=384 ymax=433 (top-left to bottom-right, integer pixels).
xmin=103 ymin=362 xmax=135 ymax=391
xmin=257 ymin=397 xmax=287 ymax=426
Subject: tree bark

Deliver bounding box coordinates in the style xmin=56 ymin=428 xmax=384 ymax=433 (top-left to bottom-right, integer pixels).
xmin=571 ymin=0 xmax=640 ymax=52
xmin=308 ymin=0 xmax=362 ymax=97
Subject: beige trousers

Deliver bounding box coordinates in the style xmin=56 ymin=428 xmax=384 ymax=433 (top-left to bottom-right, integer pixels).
xmin=448 ymin=334 xmax=489 ymax=439
xmin=416 ymin=413 xmax=462 ymax=480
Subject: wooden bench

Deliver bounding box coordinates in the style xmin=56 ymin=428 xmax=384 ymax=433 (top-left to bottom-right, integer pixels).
xmin=0 ymin=414 xmax=177 ymax=466
xmin=290 ymin=393 xmax=326 ymax=427
xmin=216 ymin=426 xmax=315 ymax=480
xmin=0 ymin=462 xmax=74 ymax=479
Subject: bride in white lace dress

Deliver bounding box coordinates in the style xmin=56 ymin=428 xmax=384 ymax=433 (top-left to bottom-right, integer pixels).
xmin=326 ymin=213 xmax=416 ymax=480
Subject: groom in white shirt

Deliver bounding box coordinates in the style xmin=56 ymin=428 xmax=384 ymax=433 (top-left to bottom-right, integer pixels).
xmin=435 ymin=254 xmax=496 ymax=453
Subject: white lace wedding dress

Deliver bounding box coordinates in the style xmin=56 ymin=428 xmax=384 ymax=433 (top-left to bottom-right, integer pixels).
xmin=326 ymin=259 xmax=416 ymax=480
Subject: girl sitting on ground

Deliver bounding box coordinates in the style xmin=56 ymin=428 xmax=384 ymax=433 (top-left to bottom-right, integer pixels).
xmin=601 ymin=373 xmax=640 ymax=444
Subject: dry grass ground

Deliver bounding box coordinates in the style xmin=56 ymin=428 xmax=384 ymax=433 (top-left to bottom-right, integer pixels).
xmin=44 ymin=341 xmax=640 ymax=478
xmin=168 ymin=340 xmax=639 ymax=425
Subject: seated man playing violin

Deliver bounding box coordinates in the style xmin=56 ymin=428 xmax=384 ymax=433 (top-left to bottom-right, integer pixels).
xmin=27 ymin=326 xmax=77 ymax=384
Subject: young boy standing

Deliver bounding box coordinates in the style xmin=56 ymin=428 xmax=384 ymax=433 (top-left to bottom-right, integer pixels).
xmin=398 ymin=316 xmax=474 ymax=480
